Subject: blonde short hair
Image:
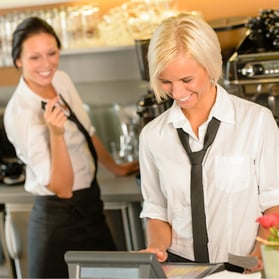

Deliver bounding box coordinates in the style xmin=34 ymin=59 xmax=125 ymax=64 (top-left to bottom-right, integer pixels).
xmin=148 ymin=13 xmax=223 ymax=102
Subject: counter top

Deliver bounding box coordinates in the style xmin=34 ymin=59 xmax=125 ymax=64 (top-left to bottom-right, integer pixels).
xmin=0 ymin=167 xmax=146 ymax=272
xmin=0 ymin=166 xmax=143 ymax=204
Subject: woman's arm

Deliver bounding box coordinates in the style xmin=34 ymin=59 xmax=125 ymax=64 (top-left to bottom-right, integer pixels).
xmin=141 ymin=218 xmax=172 ymax=262
xmin=248 ymin=205 xmax=279 ymax=273
xmin=92 ymin=134 xmax=139 ymax=176
xmin=45 ymin=97 xmax=74 ymax=198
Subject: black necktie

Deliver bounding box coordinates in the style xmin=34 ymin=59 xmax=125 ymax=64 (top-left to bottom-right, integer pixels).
xmin=177 ymin=117 xmax=220 ymax=263
xmin=41 ymin=95 xmax=98 ymax=179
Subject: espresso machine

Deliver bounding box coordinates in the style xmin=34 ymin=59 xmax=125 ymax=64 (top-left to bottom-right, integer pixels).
xmin=0 ymin=109 xmax=25 ymax=185
xmin=224 ymin=9 xmax=279 ymax=124
xmin=134 ymin=38 xmax=173 ymax=185
xmin=134 ymin=38 xmax=173 ymax=128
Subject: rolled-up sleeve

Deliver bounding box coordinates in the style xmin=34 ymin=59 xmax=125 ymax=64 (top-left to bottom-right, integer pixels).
xmin=255 ymin=109 xmax=279 ymax=211
xmin=139 ymin=127 xmax=168 ymax=221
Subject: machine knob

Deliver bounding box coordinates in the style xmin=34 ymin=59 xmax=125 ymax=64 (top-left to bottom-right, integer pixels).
xmin=240 ymin=63 xmax=264 ymax=77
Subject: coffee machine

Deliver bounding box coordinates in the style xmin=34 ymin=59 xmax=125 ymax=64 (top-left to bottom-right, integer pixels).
xmin=134 ymin=38 xmax=172 ymax=128
xmin=0 ymin=109 xmax=25 ymax=185
xmin=224 ymin=9 xmax=279 ymax=124
xmin=134 ymin=38 xmax=173 ymax=186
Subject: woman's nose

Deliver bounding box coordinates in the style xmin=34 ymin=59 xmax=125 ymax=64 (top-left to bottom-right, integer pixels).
xmin=41 ymin=56 xmax=51 ymax=66
xmin=171 ymin=83 xmax=185 ymax=100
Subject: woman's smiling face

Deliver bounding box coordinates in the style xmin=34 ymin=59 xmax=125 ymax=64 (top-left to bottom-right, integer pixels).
xmin=16 ymin=32 xmax=60 ymax=93
xmin=158 ymin=54 xmax=212 ymax=110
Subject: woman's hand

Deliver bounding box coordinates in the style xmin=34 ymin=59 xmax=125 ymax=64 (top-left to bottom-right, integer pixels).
xmin=44 ymin=96 xmax=67 ymax=135
xmin=243 ymin=248 xmax=263 ymax=273
xmin=112 ymin=160 xmax=139 ymax=176
xmin=92 ymin=135 xmax=139 ymax=176
xmin=245 ymin=207 xmax=279 ymax=273
xmin=139 ymin=248 xmax=168 ymax=262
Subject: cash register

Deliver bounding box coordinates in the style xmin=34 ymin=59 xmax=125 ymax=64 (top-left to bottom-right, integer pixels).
xmin=64 ymin=251 xmax=224 ymax=279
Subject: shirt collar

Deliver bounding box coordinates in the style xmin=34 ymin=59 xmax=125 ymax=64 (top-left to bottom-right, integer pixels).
xmin=17 ymin=76 xmax=45 ymax=110
xmin=167 ymin=84 xmax=235 ymax=130
xmin=210 ymin=84 xmax=235 ymax=125
xmin=52 ymin=72 xmax=68 ymax=97
xmin=17 ymin=71 xmax=67 ymax=109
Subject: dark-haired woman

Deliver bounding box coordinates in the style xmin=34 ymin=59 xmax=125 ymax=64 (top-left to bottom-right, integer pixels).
xmin=4 ymin=17 xmax=139 ymax=278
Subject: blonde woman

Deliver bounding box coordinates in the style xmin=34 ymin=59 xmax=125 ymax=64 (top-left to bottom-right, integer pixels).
xmin=139 ymin=13 xmax=279 ymax=274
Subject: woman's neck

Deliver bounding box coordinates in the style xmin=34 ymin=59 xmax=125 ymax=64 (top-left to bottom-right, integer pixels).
xmin=24 ymin=78 xmax=57 ymax=99
xmin=183 ymin=85 xmax=217 ymax=137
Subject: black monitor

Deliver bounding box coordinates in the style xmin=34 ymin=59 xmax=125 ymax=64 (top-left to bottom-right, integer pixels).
xmin=64 ymin=251 xmax=167 ymax=279
xmin=64 ymin=251 xmax=224 ymax=279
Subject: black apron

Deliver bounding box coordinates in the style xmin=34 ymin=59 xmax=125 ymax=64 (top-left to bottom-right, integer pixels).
xmin=28 ymin=179 xmax=116 ymax=278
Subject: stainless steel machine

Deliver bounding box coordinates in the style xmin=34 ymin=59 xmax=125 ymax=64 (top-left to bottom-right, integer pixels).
xmin=224 ymin=9 xmax=279 ymax=123
xmin=0 ymin=109 xmax=25 ymax=185
xmin=134 ymin=39 xmax=173 ymax=128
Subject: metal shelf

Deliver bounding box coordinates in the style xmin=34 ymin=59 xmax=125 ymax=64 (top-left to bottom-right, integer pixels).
xmin=61 ymin=45 xmax=134 ymax=56
xmin=0 ymin=0 xmax=72 ymax=9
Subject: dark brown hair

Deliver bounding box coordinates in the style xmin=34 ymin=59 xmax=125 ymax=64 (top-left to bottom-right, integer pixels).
xmin=12 ymin=16 xmax=61 ymax=68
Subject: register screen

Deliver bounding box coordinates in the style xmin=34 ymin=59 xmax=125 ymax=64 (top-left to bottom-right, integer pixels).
xmin=80 ymin=266 xmax=139 ymax=279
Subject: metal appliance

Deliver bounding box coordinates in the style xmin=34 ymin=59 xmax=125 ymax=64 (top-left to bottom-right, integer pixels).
xmin=224 ymin=9 xmax=279 ymax=123
xmin=134 ymin=39 xmax=173 ymax=128
xmin=0 ymin=109 xmax=25 ymax=185
xmin=134 ymin=38 xmax=173 ymax=187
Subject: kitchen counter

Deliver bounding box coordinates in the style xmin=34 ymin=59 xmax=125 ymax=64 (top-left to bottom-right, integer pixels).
xmin=0 ymin=166 xmax=145 ymax=279
xmin=0 ymin=166 xmax=143 ymax=204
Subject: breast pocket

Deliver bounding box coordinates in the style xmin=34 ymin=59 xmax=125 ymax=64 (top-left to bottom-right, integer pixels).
xmin=214 ymin=156 xmax=250 ymax=193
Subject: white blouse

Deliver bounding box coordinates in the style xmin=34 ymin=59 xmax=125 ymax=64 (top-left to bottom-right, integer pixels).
xmin=4 ymin=70 xmax=95 ymax=195
xmin=139 ymin=84 xmax=279 ymax=263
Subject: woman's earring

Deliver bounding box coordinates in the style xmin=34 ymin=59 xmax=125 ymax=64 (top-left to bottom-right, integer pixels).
xmin=210 ymin=79 xmax=215 ymax=85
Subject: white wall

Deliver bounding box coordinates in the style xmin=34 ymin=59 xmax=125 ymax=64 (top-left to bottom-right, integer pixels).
xmin=60 ymin=45 xmax=141 ymax=83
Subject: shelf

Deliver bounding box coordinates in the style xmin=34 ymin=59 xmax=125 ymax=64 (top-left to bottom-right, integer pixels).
xmin=0 ymin=0 xmax=72 ymax=9
xmin=61 ymin=44 xmax=134 ymax=56
xmin=0 ymin=44 xmax=136 ymax=69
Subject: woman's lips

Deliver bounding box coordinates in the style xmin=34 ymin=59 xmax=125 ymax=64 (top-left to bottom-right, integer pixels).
xmin=38 ymin=70 xmax=51 ymax=77
xmin=176 ymin=93 xmax=193 ymax=102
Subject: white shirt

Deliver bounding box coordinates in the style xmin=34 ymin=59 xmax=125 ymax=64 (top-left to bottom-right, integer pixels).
xmin=139 ymin=84 xmax=279 ymax=263
xmin=4 ymin=70 xmax=95 ymax=195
